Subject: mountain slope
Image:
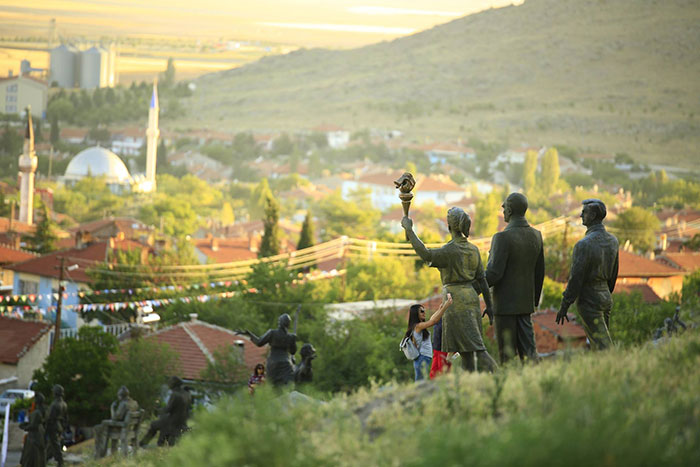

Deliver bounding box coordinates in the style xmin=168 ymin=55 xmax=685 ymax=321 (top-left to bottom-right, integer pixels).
xmin=182 ymin=0 xmax=700 ymax=166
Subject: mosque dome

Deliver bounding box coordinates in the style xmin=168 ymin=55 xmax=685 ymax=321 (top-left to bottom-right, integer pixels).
xmin=64 ymin=146 xmax=132 ymax=185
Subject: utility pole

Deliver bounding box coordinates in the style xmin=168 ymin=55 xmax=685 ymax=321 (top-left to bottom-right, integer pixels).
xmin=52 ymin=257 xmax=65 ymax=351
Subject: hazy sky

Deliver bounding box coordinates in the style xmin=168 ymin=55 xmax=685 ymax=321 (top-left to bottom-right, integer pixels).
xmin=1 ymin=0 xmax=524 ymax=47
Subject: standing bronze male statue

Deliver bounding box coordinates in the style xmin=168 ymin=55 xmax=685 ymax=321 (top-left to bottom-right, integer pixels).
xmin=241 ymin=314 xmax=297 ymax=386
xmin=402 ymin=208 xmax=498 ymax=372
xmin=140 ymin=376 xmax=191 ymax=447
xmin=19 ymin=392 xmax=46 ymax=467
xmin=485 ymin=193 xmax=545 ymax=364
xmin=45 ymin=385 xmax=68 ymax=467
xmin=556 ymin=199 xmax=619 ymax=349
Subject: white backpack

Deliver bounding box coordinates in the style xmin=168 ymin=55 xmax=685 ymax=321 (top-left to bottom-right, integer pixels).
xmin=399 ymin=335 xmax=420 ymax=360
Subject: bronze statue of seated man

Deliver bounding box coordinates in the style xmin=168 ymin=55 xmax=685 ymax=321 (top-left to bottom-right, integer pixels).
xmin=94 ymin=385 xmax=140 ymax=458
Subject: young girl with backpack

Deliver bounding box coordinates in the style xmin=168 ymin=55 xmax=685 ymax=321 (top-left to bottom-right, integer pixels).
xmin=405 ymin=293 xmax=452 ymax=381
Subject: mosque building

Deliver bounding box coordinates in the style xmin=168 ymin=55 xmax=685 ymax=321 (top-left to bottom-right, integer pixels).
xmin=60 ymin=80 xmax=159 ymax=194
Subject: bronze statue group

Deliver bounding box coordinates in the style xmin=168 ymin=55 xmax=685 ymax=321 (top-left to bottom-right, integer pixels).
xmin=18 ymin=377 xmax=192 ymax=466
xmin=402 ymin=193 xmax=619 ymax=380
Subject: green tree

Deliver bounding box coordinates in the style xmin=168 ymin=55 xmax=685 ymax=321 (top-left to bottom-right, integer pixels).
xmin=541 ymin=147 xmax=560 ymax=196
xmin=221 ymin=201 xmax=235 ymax=226
xmin=200 ymin=345 xmax=248 ymax=387
xmin=273 ymin=133 xmax=294 ymax=156
xmin=523 ymin=149 xmax=538 ymax=193
xmin=316 ymin=189 xmax=380 ymax=240
xmin=473 ymin=192 xmax=500 ymax=237
xmin=161 ymin=57 xmax=176 ymax=88
xmin=27 ymin=203 xmax=59 ymax=253
xmin=50 ymin=117 xmax=59 ymax=143
xmin=297 ymin=212 xmax=315 ymax=250
xmin=46 ymin=97 xmax=75 ymax=125
xmin=32 ymin=327 xmax=118 ymax=426
xmin=108 ymin=336 xmax=181 ymax=417
xmin=613 ymin=207 xmax=659 ymax=252
xmin=249 ymin=178 xmax=273 ymax=220
xmin=139 ymin=197 xmax=198 ymax=238
xmin=259 ymin=193 xmax=281 ymax=258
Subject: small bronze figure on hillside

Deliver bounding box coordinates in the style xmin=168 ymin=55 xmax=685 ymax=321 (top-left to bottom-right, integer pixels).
xmin=485 ymin=193 xmax=545 ymax=364
xmin=556 ymin=199 xmax=619 ymax=349
xmin=294 ymin=343 xmax=316 ymax=384
xmin=239 ymin=313 xmax=297 ymax=386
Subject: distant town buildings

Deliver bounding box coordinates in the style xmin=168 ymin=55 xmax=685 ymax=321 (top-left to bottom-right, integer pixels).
xmin=0 ymin=75 xmax=48 ymax=117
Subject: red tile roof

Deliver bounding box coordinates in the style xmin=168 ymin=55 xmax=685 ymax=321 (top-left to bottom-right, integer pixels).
xmin=531 ymin=309 xmax=587 ymax=340
xmin=0 ymin=217 xmax=35 ymax=234
xmin=193 ymin=237 xmax=258 ymax=263
xmin=0 ymin=243 xmax=38 ymax=264
xmin=657 ymin=253 xmax=700 ymax=273
xmin=415 ymin=175 xmax=463 ymax=192
xmin=618 ymin=250 xmax=682 ymax=277
xmin=357 ymin=169 xmax=407 ymax=186
xmin=59 ymin=128 xmax=88 ymax=140
xmin=613 ymin=283 xmax=662 ymax=303
xmin=0 ymin=317 xmax=51 ymax=364
xmin=146 ymin=320 xmax=269 ymax=380
xmin=7 ymin=239 xmax=149 ymax=283
xmin=68 ymin=217 xmax=152 ymax=239
xmin=312 ymin=124 xmax=344 ymax=132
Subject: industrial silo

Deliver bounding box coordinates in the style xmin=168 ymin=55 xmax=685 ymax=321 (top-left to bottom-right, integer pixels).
xmin=49 ymin=44 xmax=78 ymax=88
xmin=79 ymin=46 xmax=106 ymax=89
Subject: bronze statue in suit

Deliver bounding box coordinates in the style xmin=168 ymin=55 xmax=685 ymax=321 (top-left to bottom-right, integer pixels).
xmin=557 ymin=199 xmax=618 ymax=349
xmin=485 ymin=193 xmax=545 ymax=363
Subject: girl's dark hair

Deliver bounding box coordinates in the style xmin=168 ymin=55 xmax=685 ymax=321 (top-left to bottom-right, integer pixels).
xmin=255 ymin=363 xmax=265 ymax=375
xmin=406 ymin=304 xmax=429 ymax=340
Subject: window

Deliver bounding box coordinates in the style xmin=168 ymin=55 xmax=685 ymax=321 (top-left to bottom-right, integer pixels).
xmin=7 ymin=84 xmax=17 ymax=92
xmin=5 ymin=95 xmax=16 ymax=102
xmin=5 ymin=105 xmax=16 ymax=113
xmin=18 ymin=279 xmax=39 ymax=294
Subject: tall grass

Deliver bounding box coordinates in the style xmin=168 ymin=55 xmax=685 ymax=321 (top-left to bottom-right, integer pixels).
xmin=91 ymin=329 xmax=700 ymax=466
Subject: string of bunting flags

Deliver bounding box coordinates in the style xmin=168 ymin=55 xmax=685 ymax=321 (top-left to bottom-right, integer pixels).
xmin=0 ymin=288 xmax=246 ymax=318
xmin=0 ymin=269 xmax=346 ymax=319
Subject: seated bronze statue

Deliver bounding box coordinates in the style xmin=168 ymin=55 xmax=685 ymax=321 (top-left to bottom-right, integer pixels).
xmin=94 ymin=385 xmax=140 ymax=458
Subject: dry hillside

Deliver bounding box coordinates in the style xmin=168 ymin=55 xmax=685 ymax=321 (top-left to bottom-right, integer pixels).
xmin=181 ymin=0 xmax=700 ymax=167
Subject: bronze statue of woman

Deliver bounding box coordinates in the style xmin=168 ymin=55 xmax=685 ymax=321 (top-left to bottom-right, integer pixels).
xmin=242 ymin=313 xmax=297 ymax=386
xmin=401 ymin=207 xmax=498 ymax=372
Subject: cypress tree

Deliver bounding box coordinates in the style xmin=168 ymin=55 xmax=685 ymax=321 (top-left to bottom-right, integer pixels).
xmin=259 ymin=194 xmax=280 ymax=258
xmin=28 ymin=203 xmax=59 ymax=254
xmin=523 ymin=150 xmax=538 ymax=194
xmin=297 ymin=212 xmax=315 ymax=251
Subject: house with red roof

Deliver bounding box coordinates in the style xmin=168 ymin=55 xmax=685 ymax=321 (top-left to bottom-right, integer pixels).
xmin=656 ymin=252 xmax=700 ymax=274
xmin=0 ymin=243 xmax=38 ymax=296
xmin=7 ymin=238 xmax=151 ymax=327
xmin=613 ymin=283 xmax=662 ymax=303
xmin=143 ymin=315 xmax=268 ymax=381
xmin=0 ymin=316 xmax=51 ymax=387
xmin=484 ymin=309 xmax=588 ymax=355
xmin=617 ymin=249 xmax=685 ymax=299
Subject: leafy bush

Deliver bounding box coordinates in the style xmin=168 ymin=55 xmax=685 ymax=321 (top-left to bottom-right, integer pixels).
xmin=608 ymin=291 xmax=676 ymax=346
xmin=96 ymin=328 xmax=700 ymax=467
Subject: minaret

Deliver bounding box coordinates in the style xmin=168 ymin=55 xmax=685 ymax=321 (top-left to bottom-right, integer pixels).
xmin=145 ymin=79 xmax=159 ymax=192
xmin=18 ymin=108 xmax=38 ymax=225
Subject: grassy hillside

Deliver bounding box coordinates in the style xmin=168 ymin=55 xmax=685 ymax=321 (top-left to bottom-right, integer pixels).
xmin=180 ymin=0 xmax=700 ymax=167
xmin=92 ymin=328 xmax=700 ymax=466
